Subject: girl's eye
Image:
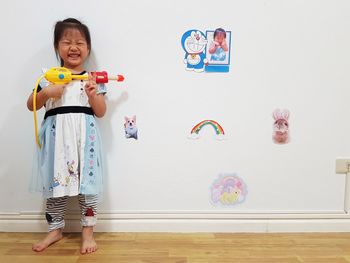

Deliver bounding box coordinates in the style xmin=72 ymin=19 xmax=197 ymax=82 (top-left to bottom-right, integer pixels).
xmin=60 ymin=41 xmax=70 ymax=45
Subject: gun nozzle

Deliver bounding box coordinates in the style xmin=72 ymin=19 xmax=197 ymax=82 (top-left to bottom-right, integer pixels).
xmin=117 ymin=75 xmax=124 ymax=82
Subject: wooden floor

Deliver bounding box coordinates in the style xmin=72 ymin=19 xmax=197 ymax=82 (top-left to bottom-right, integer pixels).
xmin=1 ymin=232 xmax=350 ymax=262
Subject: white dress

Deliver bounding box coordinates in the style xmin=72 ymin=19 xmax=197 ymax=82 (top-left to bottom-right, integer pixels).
xmin=31 ymin=72 xmax=106 ymax=198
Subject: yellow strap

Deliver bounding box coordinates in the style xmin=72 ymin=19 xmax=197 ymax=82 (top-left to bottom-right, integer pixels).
xmin=33 ymin=75 xmax=44 ymax=148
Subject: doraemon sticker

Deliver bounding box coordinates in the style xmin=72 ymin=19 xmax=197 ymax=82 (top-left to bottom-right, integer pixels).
xmin=181 ymin=30 xmax=208 ymax=72
xmin=210 ymin=173 xmax=247 ymax=206
xmin=181 ymin=28 xmax=231 ymax=73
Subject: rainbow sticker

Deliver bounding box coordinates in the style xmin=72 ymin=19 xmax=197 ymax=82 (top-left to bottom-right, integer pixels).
xmin=210 ymin=173 xmax=247 ymax=206
xmin=188 ymin=120 xmax=226 ymax=140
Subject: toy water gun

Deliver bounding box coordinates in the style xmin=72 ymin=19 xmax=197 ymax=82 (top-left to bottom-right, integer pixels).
xmin=43 ymin=67 xmax=124 ymax=84
xmin=33 ymin=67 xmax=124 ymax=148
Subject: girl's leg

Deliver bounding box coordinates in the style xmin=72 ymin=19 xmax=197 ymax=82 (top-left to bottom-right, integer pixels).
xmin=78 ymin=194 xmax=98 ymax=254
xmin=32 ymin=196 xmax=69 ymax=252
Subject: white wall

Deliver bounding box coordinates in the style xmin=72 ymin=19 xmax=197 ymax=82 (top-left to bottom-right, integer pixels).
xmin=1 ymin=0 xmax=350 ymax=226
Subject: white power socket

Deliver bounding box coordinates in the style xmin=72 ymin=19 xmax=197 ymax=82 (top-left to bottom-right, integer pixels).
xmin=336 ymin=158 xmax=350 ymax=174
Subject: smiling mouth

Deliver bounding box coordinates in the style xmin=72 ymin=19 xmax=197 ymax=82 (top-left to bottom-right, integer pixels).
xmin=68 ymin=54 xmax=80 ymax=59
xmin=187 ymin=41 xmax=204 ymax=52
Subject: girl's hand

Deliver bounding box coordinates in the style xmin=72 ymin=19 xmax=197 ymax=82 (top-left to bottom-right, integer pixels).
xmin=44 ymin=84 xmax=66 ymax=99
xmin=221 ymin=39 xmax=229 ymax=51
xmin=84 ymin=72 xmax=106 ymax=118
xmin=209 ymin=41 xmax=218 ymax=54
xmin=85 ymin=72 xmax=97 ymax=99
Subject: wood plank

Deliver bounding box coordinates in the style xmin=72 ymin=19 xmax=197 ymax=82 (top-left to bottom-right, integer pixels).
xmin=0 ymin=233 xmax=350 ymax=263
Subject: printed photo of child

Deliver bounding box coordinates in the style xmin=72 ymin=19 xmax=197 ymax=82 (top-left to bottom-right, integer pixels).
xmin=209 ymin=28 xmax=228 ymax=62
xmin=205 ymin=28 xmax=231 ymax=72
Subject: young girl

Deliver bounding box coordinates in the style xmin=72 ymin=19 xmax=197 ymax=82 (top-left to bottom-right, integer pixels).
xmin=209 ymin=28 xmax=228 ymax=62
xmin=27 ymin=18 xmax=106 ymax=254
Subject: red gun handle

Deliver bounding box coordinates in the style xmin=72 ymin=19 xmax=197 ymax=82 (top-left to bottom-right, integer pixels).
xmin=95 ymin=71 xmax=108 ymax=84
xmin=94 ymin=71 xmax=125 ymax=83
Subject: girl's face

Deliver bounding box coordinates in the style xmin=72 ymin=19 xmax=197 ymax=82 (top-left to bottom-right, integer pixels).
xmin=214 ymin=32 xmax=226 ymax=44
xmin=57 ymin=28 xmax=89 ymax=70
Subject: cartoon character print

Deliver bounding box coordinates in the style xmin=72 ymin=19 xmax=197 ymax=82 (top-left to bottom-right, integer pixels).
xmin=272 ymin=109 xmax=290 ymax=144
xmin=124 ymin=115 xmax=138 ymax=140
xmin=181 ymin=30 xmax=208 ymax=72
xmin=50 ymin=173 xmax=65 ymax=191
xmin=67 ymin=160 xmax=79 ymax=185
xmin=50 ymin=175 xmax=61 ymax=191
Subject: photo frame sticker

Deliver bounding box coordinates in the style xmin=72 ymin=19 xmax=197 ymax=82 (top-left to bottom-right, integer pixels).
xmin=181 ymin=28 xmax=231 ymax=73
xmin=205 ymin=28 xmax=231 ymax=73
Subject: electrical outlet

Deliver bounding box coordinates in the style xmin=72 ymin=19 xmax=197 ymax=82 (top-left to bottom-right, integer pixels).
xmin=336 ymin=158 xmax=350 ymax=173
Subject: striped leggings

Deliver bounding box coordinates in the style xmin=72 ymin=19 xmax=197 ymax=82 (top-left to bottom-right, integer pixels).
xmin=45 ymin=194 xmax=98 ymax=232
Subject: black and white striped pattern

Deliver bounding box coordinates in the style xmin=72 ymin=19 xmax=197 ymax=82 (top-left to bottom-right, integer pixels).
xmin=46 ymin=196 xmax=69 ymax=232
xmin=45 ymin=194 xmax=98 ymax=232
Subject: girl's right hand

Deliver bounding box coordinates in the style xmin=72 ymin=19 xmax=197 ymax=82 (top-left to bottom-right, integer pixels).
xmin=44 ymin=84 xmax=66 ymax=99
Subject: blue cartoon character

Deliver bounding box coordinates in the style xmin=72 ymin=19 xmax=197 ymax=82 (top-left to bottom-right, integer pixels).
xmin=124 ymin=115 xmax=138 ymax=140
xmin=181 ymin=30 xmax=208 ymax=72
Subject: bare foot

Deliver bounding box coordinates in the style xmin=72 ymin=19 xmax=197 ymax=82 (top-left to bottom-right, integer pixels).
xmin=81 ymin=226 xmax=97 ymax=254
xmin=32 ymin=228 xmax=63 ymax=252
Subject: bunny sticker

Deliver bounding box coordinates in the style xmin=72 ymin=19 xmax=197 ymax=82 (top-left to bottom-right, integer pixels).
xmin=272 ymin=109 xmax=290 ymax=144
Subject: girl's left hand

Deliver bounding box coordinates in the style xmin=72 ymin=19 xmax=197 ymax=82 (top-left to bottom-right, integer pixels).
xmin=85 ymin=72 xmax=97 ymax=99
xmin=221 ymin=39 xmax=229 ymax=51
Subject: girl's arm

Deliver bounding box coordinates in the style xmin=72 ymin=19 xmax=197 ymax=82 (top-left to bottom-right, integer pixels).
xmin=221 ymin=39 xmax=229 ymax=52
xmin=85 ymin=73 xmax=106 ymax=118
xmin=88 ymin=94 xmax=106 ymax=118
xmin=209 ymin=41 xmax=218 ymax=54
xmin=27 ymin=84 xmax=65 ymax=111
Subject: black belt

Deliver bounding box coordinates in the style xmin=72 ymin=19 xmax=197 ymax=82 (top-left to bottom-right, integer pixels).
xmin=44 ymin=106 xmax=94 ymax=119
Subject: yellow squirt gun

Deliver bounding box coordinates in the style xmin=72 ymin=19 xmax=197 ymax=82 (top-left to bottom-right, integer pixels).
xmin=44 ymin=67 xmax=124 ymax=84
xmin=33 ymin=67 xmax=124 ymax=148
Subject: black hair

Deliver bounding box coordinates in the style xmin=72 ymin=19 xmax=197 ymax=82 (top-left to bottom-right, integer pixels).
xmin=213 ymin=28 xmax=226 ymax=39
xmin=53 ymin=18 xmax=91 ymax=66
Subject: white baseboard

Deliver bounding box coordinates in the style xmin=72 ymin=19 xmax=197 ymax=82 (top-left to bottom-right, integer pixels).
xmin=2 ymin=212 xmax=350 ymax=232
